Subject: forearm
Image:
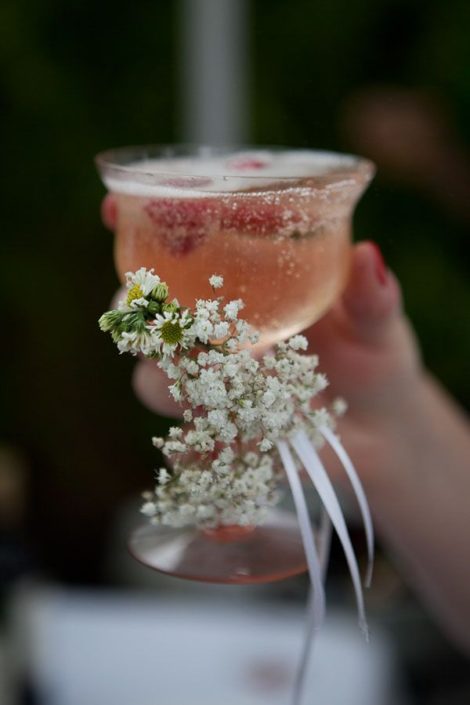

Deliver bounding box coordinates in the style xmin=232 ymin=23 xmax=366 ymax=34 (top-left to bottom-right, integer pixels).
xmin=367 ymin=373 xmax=470 ymax=651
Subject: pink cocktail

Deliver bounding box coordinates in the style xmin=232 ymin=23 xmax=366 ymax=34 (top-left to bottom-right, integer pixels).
xmin=97 ymin=146 xmax=374 ymax=347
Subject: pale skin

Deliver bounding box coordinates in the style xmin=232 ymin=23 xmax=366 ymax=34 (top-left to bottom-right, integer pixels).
xmin=102 ymin=195 xmax=470 ymax=652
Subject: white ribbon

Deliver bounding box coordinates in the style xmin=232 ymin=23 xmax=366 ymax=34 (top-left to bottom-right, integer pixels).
xmin=292 ymin=430 xmax=369 ymax=639
xmin=320 ymin=424 xmax=374 ymax=587
xmin=277 ymin=440 xmax=325 ymax=630
xmin=292 ymin=510 xmax=332 ymax=705
xmin=277 ymin=427 xmax=373 ymax=705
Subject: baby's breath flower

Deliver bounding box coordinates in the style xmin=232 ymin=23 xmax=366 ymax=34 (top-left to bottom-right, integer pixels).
xmin=197 ymin=352 xmax=208 ymax=367
xmin=169 ymin=383 xmax=182 ymax=402
xmin=213 ymin=321 xmax=230 ymax=340
xmin=226 ymin=338 xmax=240 ymax=353
xmin=224 ymin=299 xmax=244 ymax=321
xmin=313 ymin=373 xmax=329 ymax=393
xmin=141 ymin=502 xmax=157 ymax=517
xmin=158 ymin=468 xmax=172 ymax=485
xmin=168 ymin=426 xmax=183 ymax=439
xmin=332 ymin=397 xmax=347 ymax=416
xmin=263 ymin=354 xmax=276 ymax=370
xmin=310 ymin=408 xmax=332 ymax=429
xmin=209 ymin=274 xmax=224 ymax=289
xmin=288 ymin=335 xmax=308 ymax=351
xmin=259 ymin=438 xmax=273 ymax=452
xmin=100 ymin=269 xmax=343 ymax=530
xmin=191 ymin=317 xmax=214 ymax=344
xmin=219 ymin=447 xmax=235 ymax=464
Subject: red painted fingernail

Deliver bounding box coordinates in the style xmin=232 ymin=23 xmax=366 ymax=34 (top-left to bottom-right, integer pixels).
xmin=368 ymin=241 xmax=388 ymax=285
xmin=101 ymin=195 xmax=117 ymax=230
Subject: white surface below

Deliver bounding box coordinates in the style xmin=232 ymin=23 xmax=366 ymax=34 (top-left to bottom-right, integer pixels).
xmin=20 ymin=587 xmax=397 ymax=705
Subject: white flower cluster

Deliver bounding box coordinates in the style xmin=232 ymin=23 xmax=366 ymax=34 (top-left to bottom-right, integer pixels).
xmin=142 ymin=448 xmax=280 ymax=528
xmin=99 ymin=269 xmax=342 ymax=529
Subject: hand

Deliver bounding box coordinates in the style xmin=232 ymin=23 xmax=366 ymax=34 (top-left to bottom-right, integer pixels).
xmin=303 ymin=240 xmax=423 ymax=490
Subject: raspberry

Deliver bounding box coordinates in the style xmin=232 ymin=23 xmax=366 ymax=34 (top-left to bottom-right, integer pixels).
xmin=144 ymin=197 xmax=219 ymax=255
xmin=227 ymin=157 xmax=268 ymax=171
xmin=221 ymin=196 xmax=303 ymax=236
xmin=144 ymin=192 xmax=305 ymax=251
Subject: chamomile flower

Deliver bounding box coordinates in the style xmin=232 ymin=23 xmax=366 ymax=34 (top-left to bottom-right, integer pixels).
xmin=119 ymin=268 xmax=161 ymax=311
xmin=117 ymin=329 xmax=158 ymax=356
xmin=126 ymin=267 xmax=161 ymax=294
xmin=153 ymin=309 xmax=193 ymax=355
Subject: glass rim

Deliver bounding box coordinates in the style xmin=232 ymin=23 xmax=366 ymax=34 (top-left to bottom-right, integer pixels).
xmin=95 ymin=144 xmax=375 ymax=188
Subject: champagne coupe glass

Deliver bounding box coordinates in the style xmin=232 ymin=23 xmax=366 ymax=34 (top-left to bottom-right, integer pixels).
xmin=96 ymin=145 xmax=374 ymax=584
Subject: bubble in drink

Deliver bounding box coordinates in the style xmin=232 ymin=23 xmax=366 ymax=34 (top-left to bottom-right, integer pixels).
xmin=97 ymin=148 xmax=374 ymax=346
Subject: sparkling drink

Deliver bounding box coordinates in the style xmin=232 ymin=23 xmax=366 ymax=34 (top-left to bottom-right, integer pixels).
xmin=97 ymin=147 xmax=374 ymax=347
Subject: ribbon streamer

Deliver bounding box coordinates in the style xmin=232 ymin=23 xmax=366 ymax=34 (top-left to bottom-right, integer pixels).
xmin=291 ymin=509 xmax=332 ymax=705
xmin=320 ymin=424 xmax=374 ymax=587
xmin=292 ymin=430 xmax=369 ymax=639
xmin=277 ymin=440 xmax=326 ymax=630
xmin=280 ymin=428 xmax=373 ymax=705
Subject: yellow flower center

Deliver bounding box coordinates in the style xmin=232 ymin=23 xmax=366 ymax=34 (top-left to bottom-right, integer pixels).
xmin=160 ymin=320 xmax=183 ymax=345
xmin=127 ymin=284 xmax=144 ymax=305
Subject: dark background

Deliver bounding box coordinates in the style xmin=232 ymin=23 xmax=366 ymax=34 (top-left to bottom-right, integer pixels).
xmin=1 ymin=0 xmax=469 ymax=701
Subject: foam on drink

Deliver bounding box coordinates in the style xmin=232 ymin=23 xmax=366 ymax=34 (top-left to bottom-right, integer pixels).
xmin=103 ymin=150 xmax=364 ymax=197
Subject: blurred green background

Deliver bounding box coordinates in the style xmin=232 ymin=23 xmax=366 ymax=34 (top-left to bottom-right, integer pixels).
xmin=1 ymin=0 xmax=469 ymax=621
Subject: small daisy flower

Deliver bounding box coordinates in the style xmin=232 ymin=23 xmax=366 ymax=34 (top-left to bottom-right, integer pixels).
xmin=121 ymin=268 xmax=161 ymax=310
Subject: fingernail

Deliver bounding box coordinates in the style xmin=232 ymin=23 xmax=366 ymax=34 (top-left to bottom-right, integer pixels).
xmin=368 ymin=241 xmax=388 ymax=285
xmin=102 ymin=195 xmax=117 ymax=230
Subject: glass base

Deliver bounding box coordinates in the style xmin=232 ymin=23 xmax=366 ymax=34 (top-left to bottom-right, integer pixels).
xmin=128 ymin=509 xmax=308 ymax=584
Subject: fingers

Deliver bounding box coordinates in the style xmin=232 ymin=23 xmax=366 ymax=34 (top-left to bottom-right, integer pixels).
xmin=305 ymin=240 xmax=421 ymax=409
xmin=101 ymin=194 xmax=117 ymax=230
xmin=340 ymin=241 xmax=402 ymax=344
xmin=306 ymin=240 xmax=403 ymax=354
xmin=132 ymin=358 xmax=182 ymax=418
